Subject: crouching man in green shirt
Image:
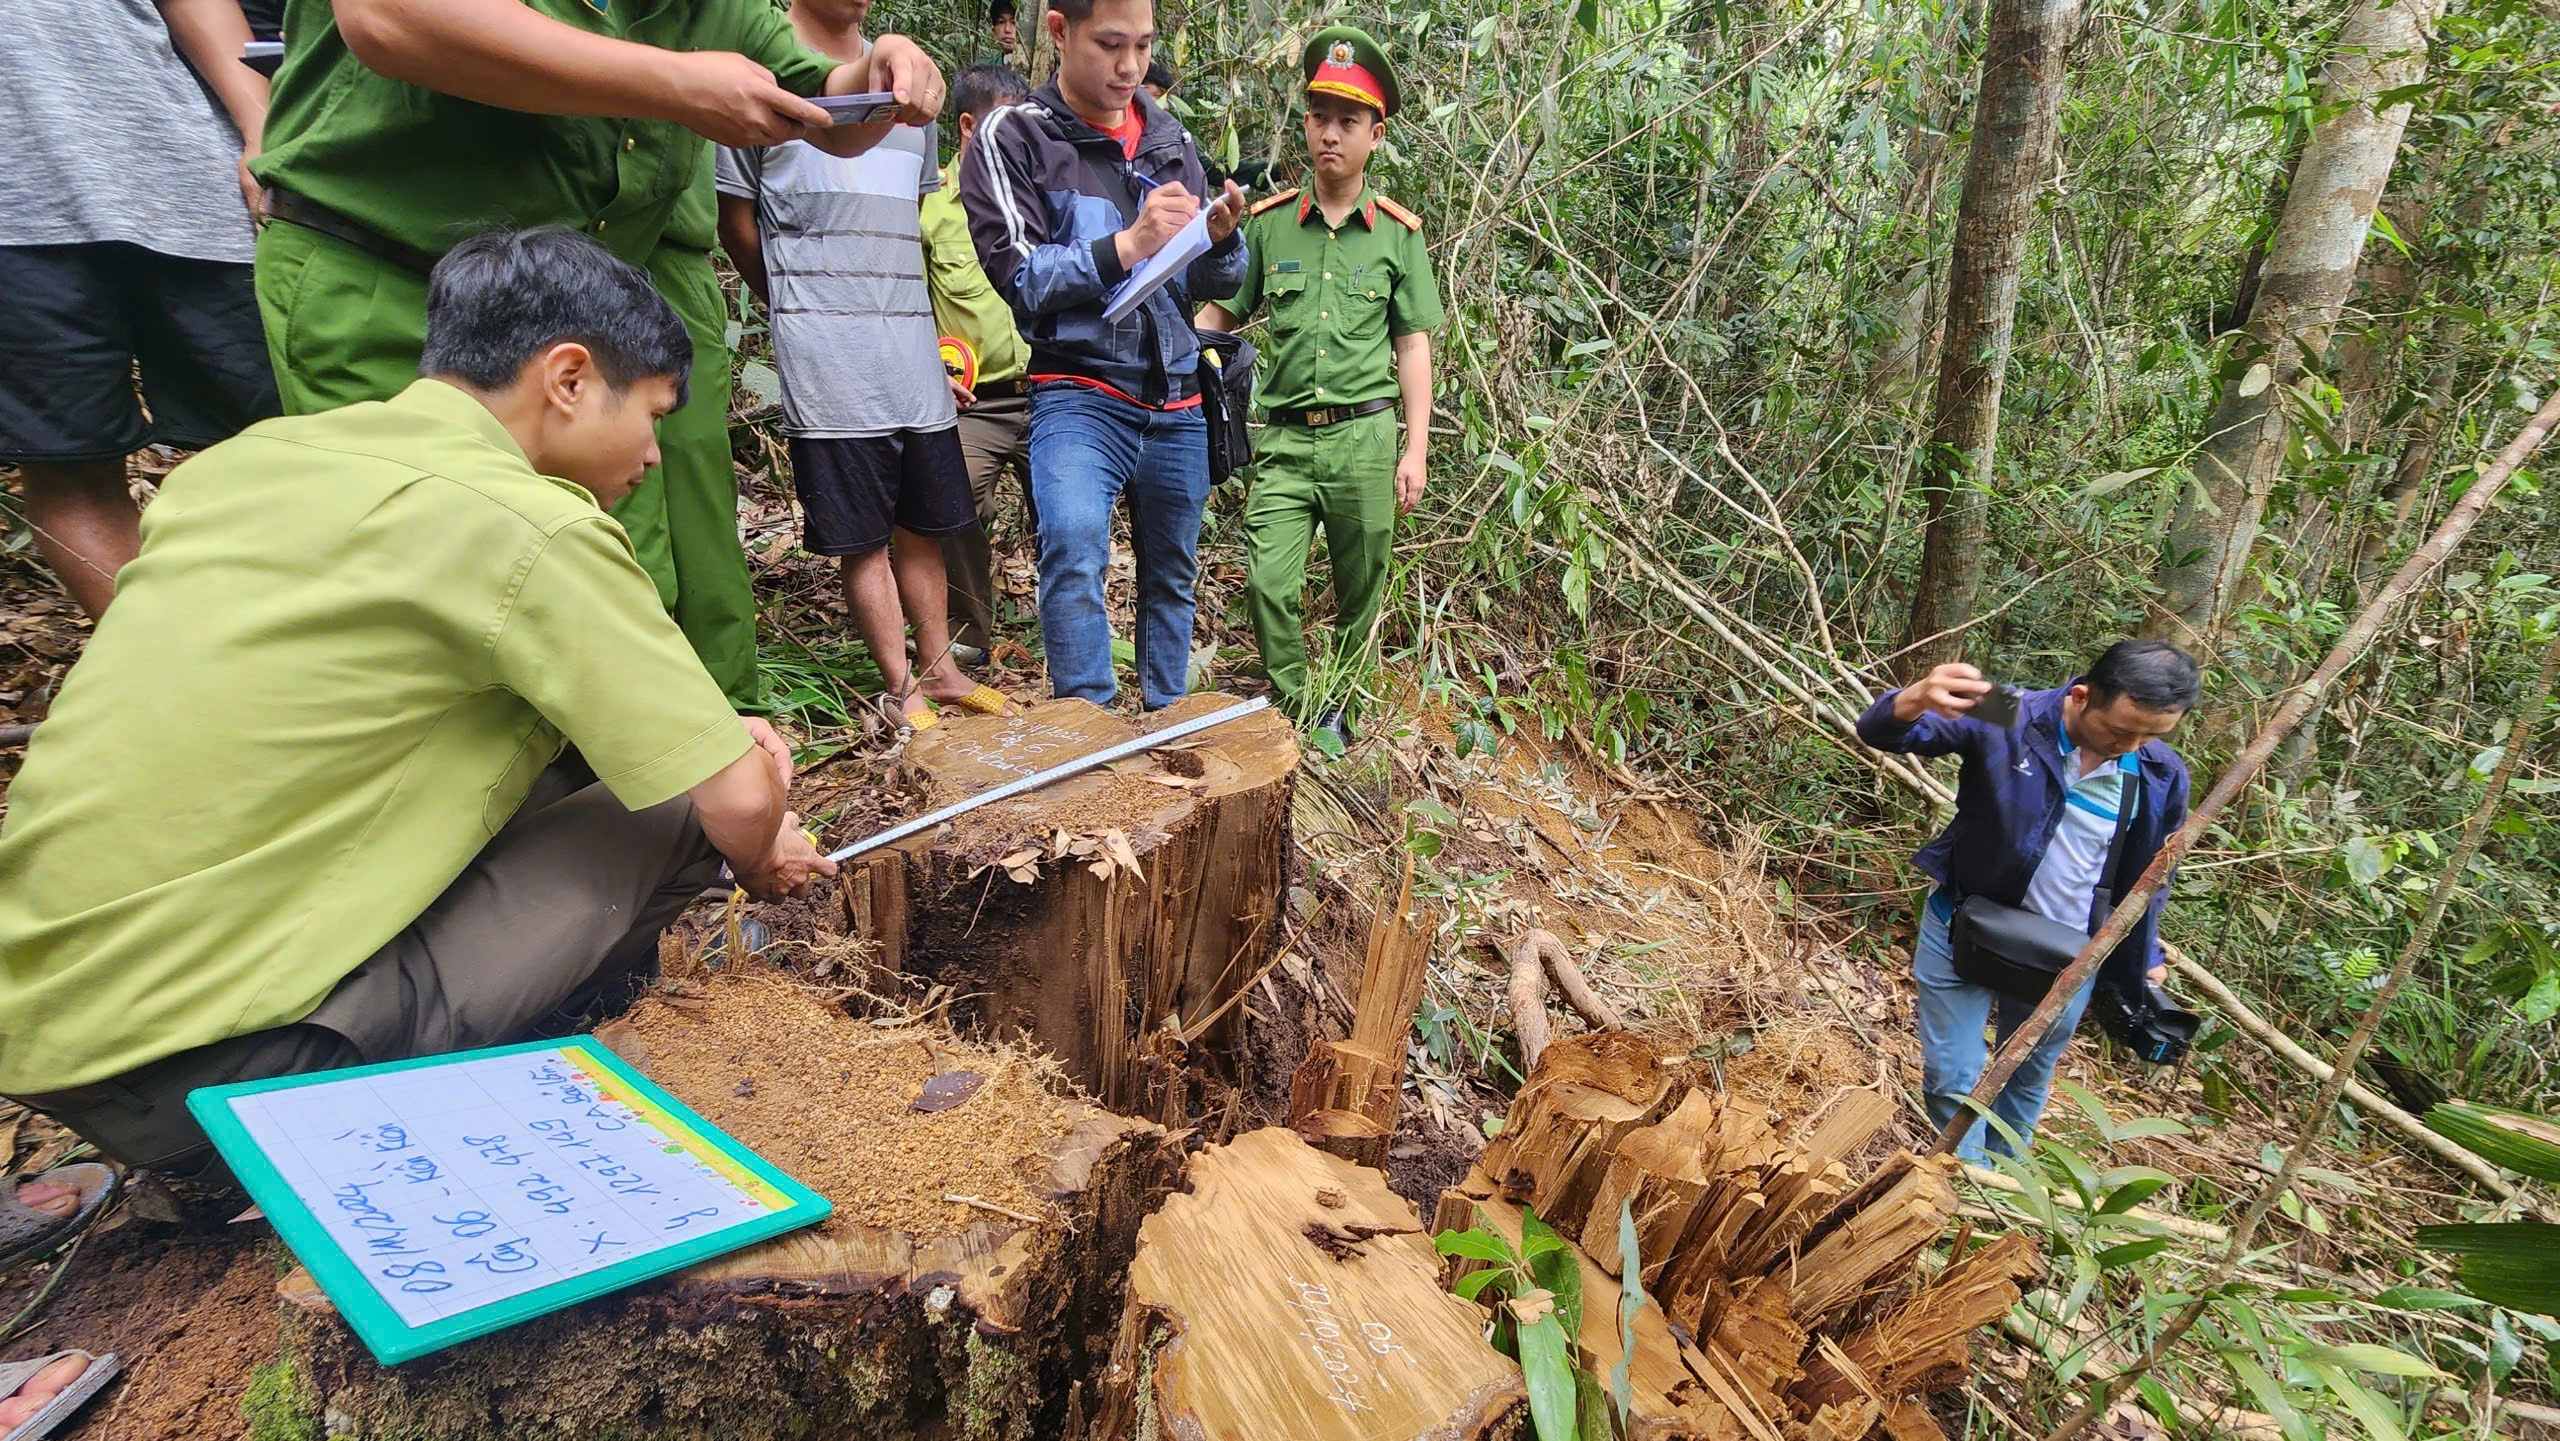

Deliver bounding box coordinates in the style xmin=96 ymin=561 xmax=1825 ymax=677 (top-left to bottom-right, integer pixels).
xmin=0 ymin=230 xmax=835 ymax=1184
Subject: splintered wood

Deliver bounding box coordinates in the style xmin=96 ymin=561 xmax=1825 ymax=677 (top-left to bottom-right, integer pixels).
xmin=1435 ymin=1034 xmax=2043 ymax=1441
xmin=835 ymin=694 xmax=1299 ymax=1121
xmin=1092 ymin=1127 xmax=1526 ymax=1440
xmin=1287 ymin=859 xmax=1433 ymax=1170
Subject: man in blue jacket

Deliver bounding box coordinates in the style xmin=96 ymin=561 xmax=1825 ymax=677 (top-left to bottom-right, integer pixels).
xmin=957 ymin=0 xmax=1247 ymax=710
xmin=1857 ymin=640 xmax=2199 ymax=1160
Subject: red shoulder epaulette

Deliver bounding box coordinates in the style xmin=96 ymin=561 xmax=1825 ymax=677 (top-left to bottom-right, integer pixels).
xmin=1248 ymin=188 xmax=1300 ymax=217
xmin=1374 ymin=195 xmax=1423 ymax=231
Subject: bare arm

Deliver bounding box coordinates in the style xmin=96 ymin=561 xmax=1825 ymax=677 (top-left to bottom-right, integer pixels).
xmin=686 ymin=744 xmax=834 ymax=901
xmin=718 ymin=193 xmax=768 ymax=306
xmin=155 ymin=0 xmax=266 ymax=217
xmin=1194 ymin=301 xmax=1239 ymax=331
xmin=335 ymin=0 xmax=832 ymax=147
xmin=1392 ymin=330 xmax=1432 ymax=512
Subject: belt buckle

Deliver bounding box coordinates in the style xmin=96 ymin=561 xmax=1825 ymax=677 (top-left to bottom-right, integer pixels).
xmin=1308 ymin=407 xmax=1338 ymax=427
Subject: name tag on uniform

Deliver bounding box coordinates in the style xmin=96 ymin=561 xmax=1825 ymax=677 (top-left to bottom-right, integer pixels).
xmin=1272 ymin=261 xmax=1300 ymax=273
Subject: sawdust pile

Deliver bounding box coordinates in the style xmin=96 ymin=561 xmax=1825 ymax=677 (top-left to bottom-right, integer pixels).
xmin=616 ymin=974 xmax=1076 ymax=1240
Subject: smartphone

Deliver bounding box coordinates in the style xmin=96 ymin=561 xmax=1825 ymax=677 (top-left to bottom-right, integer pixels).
xmin=242 ymin=39 xmax=284 ymax=77
xmin=1971 ymin=683 xmax=2022 ymax=728
xmin=812 ymin=92 xmax=903 ymax=126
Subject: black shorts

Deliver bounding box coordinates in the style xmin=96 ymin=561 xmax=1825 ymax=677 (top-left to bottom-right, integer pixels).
xmin=788 ymin=428 xmax=973 ymax=556
xmin=0 ymin=242 xmax=279 ymax=463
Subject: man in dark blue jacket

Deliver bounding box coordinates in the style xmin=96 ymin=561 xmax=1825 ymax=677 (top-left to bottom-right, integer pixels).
xmin=957 ymin=0 xmax=1246 ymax=711
xmin=1857 ymin=640 xmax=2200 ymax=1161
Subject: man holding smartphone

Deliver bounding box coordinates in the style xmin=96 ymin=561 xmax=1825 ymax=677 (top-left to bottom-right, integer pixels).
xmin=249 ymin=0 xmax=942 ymax=711
xmin=1857 ymin=641 xmax=2200 ymax=1160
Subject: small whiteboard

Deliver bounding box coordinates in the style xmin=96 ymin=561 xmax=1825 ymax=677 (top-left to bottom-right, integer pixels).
xmin=189 ymin=1037 xmax=830 ymax=1364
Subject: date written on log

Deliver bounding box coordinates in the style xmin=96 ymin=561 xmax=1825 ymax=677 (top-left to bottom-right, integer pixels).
xmin=1283 ymin=1274 xmax=1415 ymax=1415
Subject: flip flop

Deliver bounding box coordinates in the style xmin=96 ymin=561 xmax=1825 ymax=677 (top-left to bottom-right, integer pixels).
xmin=0 ymin=1351 xmax=121 ymax=1439
xmin=938 ymin=684 xmax=1018 ymax=718
xmin=872 ymin=692 xmax=938 ymax=734
xmin=0 ymin=1164 xmax=117 ymax=1272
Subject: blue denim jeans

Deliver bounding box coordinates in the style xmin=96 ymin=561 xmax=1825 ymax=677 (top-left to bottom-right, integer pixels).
xmin=1913 ymin=892 xmax=2095 ymax=1164
xmin=1027 ymin=384 xmax=1209 ymax=709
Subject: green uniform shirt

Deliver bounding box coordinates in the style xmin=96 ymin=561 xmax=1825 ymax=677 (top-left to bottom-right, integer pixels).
xmin=1225 ymin=184 xmax=1443 ymax=412
xmin=920 ymin=185 xmax=1030 ymax=387
xmin=0 ymin=381 xmax=751 ymax=1093
xmin=252 ymin=0 xmax=838 ymax=264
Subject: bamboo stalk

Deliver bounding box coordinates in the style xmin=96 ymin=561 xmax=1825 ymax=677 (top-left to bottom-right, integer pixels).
xmin=2165 ymin=946 xmax=2517 ymax=1200
xmin=1935 ymin=387 xmax=2560 ymax=1161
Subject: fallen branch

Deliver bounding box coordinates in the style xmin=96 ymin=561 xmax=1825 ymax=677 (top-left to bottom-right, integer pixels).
xmin=1940 ymin=386 xmax=2560 ymax=1164
xmin=2165 ymin=946 xmax=2517 ymax=1201
xmin=943 ymin=1192 xmax=1046 ymax=1226
xmin=1499 ymin=929 xmax=1623 ymax=1072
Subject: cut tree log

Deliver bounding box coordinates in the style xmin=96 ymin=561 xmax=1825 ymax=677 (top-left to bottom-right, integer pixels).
xmin=1480 ymin=1031 xmax=1674 ymax=1241
xmin=837 ymin=694 xmax=1299 ymax=1120
xmin=1583 ymin=1089 xmax=1721 ymax=1285
xmin=1288 ymin=860 xmax=1430 ymax=1168
xmin=269 ymin=978 xmax=1182 ymax=1441
xmin=1778 ymin=1153 xmax=1961 ymax=1328
xmin=1792 ymin=1232 xmax=2044 ymax=1411
xmin=1446 ymin=1168 xmax=1780 ymax=1441
xmin=1090 ymin=1127 xmax=1526 ymax=1440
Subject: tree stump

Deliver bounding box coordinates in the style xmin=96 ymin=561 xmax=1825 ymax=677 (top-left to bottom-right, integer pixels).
xmin=264 ymin=977 xmax=1183 ymax=1440
xmin=1090 ymin=1127 xmax=1527 ymax=1440
xmin=838 ymin=694 xmax=1299 ymax=1120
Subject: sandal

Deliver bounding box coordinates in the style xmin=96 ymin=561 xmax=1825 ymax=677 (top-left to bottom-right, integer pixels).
xmin=0 ymin=1164 xmax=117 ymax=1272
xmin=872 ymin=691 xmax=938 ymax=734
xmin=0 ymin=1351 xmax=120 ymax=1439
xmin=937 ymin=684 xmax=1019 ymax=718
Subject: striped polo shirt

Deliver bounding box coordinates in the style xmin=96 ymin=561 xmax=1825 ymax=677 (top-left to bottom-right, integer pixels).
xmin=2023 ymin=723 xmax=2140 ymax=933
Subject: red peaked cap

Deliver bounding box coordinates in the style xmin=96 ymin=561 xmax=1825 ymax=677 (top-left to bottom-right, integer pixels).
xmin=1301 ymin=25 xmax=1399 ymax=119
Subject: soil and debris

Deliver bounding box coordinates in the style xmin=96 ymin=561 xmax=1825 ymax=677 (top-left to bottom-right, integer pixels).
xmin=616 ymin=974 xmax=1075 ymax=1240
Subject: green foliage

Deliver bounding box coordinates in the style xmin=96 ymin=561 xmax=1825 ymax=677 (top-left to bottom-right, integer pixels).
xmin=1437 ymin=1204 xmax=1625 ymax=1441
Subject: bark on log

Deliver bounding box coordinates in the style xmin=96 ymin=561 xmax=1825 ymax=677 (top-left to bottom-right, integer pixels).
xmin=272 ymin=985 xmax=1182 ymax=1440
xmin=1480 ymin=1032 xmax=1674 ymax=1241
xmin=838 ymin=694 xmax=1298 ymax=1120
xmin=1091 ymin=1128 xmax=1526 ymax=1441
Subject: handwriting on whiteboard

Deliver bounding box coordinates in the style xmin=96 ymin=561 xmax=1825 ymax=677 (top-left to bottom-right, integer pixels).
xmin=231 ymin=1047 xmax=788 ymax=1327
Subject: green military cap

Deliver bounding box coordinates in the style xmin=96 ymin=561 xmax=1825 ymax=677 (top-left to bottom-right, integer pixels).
xmin=1300 ymin=24 xmax=1400 ymax=120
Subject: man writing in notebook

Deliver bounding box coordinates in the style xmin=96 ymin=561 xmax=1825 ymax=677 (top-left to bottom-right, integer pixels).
xmin=0 ymin=231 xmax=834 ymax=1180
xmin=958 ymin=0 xmax=1247 ymax=711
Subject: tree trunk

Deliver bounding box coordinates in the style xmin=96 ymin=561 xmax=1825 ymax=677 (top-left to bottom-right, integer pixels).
xmin=1895 ymin=0 xmax=2084 ymax=680
xmin=1091 ymin=1127 xmax=1528 ymax=1441
xmin=2144 ymin=0 xmax=2445 ymax=646
xmin=838 ymin=694 xmax=1299 ymax=1123
xmin=269 ymin=979 xmax=1185 ymax=1440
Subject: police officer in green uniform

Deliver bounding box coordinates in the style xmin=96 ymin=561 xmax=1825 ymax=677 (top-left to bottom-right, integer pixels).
xmin=249 ymin=0 xmax=943 ymax=710
xmin=1199 ymin=25 xmax=1440 ymax=746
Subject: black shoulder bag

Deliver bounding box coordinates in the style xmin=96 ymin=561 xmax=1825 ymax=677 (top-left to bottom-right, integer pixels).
xmin=1950 ymin=781 xmax=2139 ymax=1002
xmin=1197 ymin=329 xmax=1257 ymax=485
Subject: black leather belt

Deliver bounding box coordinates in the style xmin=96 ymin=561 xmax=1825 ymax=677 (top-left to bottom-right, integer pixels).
xmin=973 ymin=378 xmax=1028 ymax=400
xmin=265 ymin=187 xmax=443 ymax=275
xmin=1265 ymin=398 xmax=1393 ymax=427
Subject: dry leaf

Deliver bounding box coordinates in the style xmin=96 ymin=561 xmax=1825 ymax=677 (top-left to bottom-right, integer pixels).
xmin=1505 ymin=1288 xmax=1556 ymax=1325
xmin=1088 ymin=858 xmax=1116 ymax=880
xmin=1103 ymin=828 xmax=1144 ymax=878
xmin=997 ymin=847 xmax=1042 ymax=883
xmin=1141 ymin=771 xmax=1201 ymax=789
xmin=1048 ymin=828 xmax=1071 ymax=860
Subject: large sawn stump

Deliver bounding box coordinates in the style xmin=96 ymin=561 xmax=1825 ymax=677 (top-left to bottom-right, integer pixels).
xmin=268 ymin=975 xmax=1183 ymax=1440
xmin=839 ymin=693 xmax=1299 ymax=1119
xmin=1090 ymin=1127 xmax=1528 ymax=1440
